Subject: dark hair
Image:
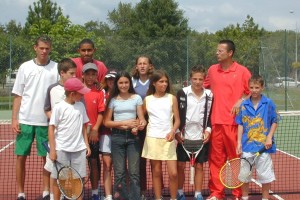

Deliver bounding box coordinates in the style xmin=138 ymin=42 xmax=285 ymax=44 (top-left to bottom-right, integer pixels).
xmin=219 ymin=39 xmax=235 ymax=56
xmin=190 ymin=64 xmax=206 ymax=78
xmin=57 ymin=58 xmax=76 ymax=75
xmin=249 ymin=75 xmax=264 ymax=86
xmin=35 ymin=35 xmax=52 ymax=46
xmin=147 ymin=70 xmax=172 ymax=95
xmin=131 ymin=56 xmax=154 ymax=79
xmin=106 ymin=71 xmax=136 ymax=107
xmin=78 ymin=38 xmax=95 ymax=49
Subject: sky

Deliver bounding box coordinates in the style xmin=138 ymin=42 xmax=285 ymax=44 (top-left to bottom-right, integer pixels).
xmin=1 ymin=0 xmax=300 ymax=33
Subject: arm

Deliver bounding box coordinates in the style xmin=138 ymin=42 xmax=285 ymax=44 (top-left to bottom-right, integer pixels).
xmin=11 ymin=95 xmax=21 ymax=134
xmin=89 ymin=113 xmax=103 ymax=143
xmin=265 ymin=123 xmax=277 ymax=149
xmin=83 ymin=123 xmax=91 ymax=157
xmin=166 ymin=96 xmax=180 ymax=142
xmin=236 ymin=124 xmax=243 ymax=155
xmin=136 ymin=104 xmax=147 ymax=131
xmin=48 ymin=125 xmax=57 ymax=161
xmin=103 ymin=108 xmax=139 ymax=130
xmin=230 ymin=94 xmax=251 ymax=115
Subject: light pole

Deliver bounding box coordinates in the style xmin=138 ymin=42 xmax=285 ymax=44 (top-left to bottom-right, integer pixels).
xmin=290 ymin=10 xmax=298 ymax=83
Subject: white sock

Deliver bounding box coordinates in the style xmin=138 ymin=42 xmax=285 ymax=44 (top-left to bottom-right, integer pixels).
xmin=195 ymin=191 xmax=201 ymax=197
xmin=106 ymin=195 xmax=112 ymax=200
xmin=242 ymin=197 xmax=249 ymax=200
xmin=50 ymin=193 xmax=54 ymax=200
xmin=43 ymin=191 xmax=50 ymax=197
xmin=18 ymin=193 xmax=26 ymax=198
xmin=262 ymin=198 xmax=268 ymax=200
xmin=92 ymin=189 xmax=98 ymax=195
xmin=177 ymin=189 xmax=184 ymax=195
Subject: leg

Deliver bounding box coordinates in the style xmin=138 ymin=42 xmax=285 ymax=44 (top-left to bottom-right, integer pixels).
xmin=262 ymin=183 xmax=270 ymax=199
xmin=42 ymin=156 xmax=50 ymax=195
xmin=16 ymin=155 xmax=27 ymax=194
xmin=139 ymin=129 xmax=147 ymax=196
xmin=52 ymin=179 xmax=61 ymax=200
xmin=194 ymin=163 xmax=204 ymax=193
xmin=127 ymin=137 xmax=141 ymax=200
xmin=177 ymin=161 xmax=185 ymax=191
xmin=151 ymin=160 xmax=162 ymax=199
xmin=102 ymin=154 xmax=113 ymax=198
xmin=166 ymin=160 xmax=178 ymax=199
xmin=241 ymin=183 xmax=249 ymax=198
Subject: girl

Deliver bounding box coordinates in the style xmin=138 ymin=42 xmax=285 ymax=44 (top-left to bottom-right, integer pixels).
xmin=99 ymin=70 xmax=117 ymax=200
xmin=104 ymin=71 xmax=146 ymax=200
xmin=142 ymin=70 xmax=180 ymax=200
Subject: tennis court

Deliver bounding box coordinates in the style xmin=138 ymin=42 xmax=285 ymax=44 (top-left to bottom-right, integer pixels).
xmin=0 ymin=111 xmax=299 ymax=200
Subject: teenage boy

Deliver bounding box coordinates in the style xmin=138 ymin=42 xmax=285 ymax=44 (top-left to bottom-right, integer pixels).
xmin=175 ymin=65 xmax=213 ymax=200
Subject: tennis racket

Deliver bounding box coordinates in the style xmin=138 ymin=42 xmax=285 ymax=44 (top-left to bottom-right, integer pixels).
xmin=42 ymin=142 xmax=84 ymax=199
xmin=219 ymin=144 xmax=273 ymax=189
xmin=83 ymin=123 xmax=92 ymax=185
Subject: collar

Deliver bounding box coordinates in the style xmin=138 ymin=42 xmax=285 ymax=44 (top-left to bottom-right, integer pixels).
xmin=217 ymin=61 xmax=237 ymax=72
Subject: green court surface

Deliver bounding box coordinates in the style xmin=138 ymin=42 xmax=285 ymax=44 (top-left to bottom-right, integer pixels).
xmin=0 ymin=110 xmax=12 ymax=120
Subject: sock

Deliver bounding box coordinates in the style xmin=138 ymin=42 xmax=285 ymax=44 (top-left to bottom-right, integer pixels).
xmin=43 ymin=191 xmax=50 ymax=197
xmin=177 ymin=189 xmax=184 ymax=196
xmin=106 ymin=195 xmax=113 ymax=200
xmin=18 ymin=193 xmax=26 ymax=198
xmin=242 ymin=197 xmax=249 ymax=200
xmin=50 ymin=193 xmax=54 ymax=200
xmin=195 ymin=191 xmax=201 ymax=197
xmin=92 ymin=189 xmax=98 ymax=195
xmin=262 ymin=199 xmax=268 ymax=200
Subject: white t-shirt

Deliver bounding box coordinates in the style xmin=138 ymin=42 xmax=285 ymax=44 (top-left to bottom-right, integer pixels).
xmin=49 ymin=100 xmax=89 ymax=152
xmin=12 ymin=59 xmax=58 ymax=126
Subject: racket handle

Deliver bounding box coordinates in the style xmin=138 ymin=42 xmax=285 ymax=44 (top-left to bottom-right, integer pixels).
xmin=42 ymin=141 xmax=50 ymax=153
xmin=190 ymin=166 xmax=195 ymax=185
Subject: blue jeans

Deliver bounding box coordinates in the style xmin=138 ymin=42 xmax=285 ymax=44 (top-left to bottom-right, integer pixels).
xmin=111 ymin=129 xmax=140 ymax=200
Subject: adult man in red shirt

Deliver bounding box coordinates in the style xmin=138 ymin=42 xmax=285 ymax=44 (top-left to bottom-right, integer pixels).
xmin=204 ymin=40 xmax=251 ymax=200
xmin=73 ymin=38 xmax=107 ymax=83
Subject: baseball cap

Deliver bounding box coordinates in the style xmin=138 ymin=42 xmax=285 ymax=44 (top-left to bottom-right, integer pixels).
xmin=82 ymin=63 xmax=98 ymax=73
xmin=64 ymin=78 xmax=91 ymax=94
xmin=105 ymin=70 xmax=117 ymax=79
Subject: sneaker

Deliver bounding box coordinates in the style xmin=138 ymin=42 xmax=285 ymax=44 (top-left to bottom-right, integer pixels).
xmin=43 ymin=194 xmax=50 ymax=200
xmin=17 ymin=197 xmax=26 ymax=200
xmin=92 ymin=194 xmax=100 ymax=200
xmin=195 ymin=194 xmax=203 ymax=200
xmin=206 ymin=196 xmax=220 ymax=200
xmin=141 ymin=194 xmax=147 ymax=200
xmin=176 ymin=193 xmax=186 ymax=200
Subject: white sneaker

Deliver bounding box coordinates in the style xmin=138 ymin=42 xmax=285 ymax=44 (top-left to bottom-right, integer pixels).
xmin=206 ymin=196 xmax=220 ymax=200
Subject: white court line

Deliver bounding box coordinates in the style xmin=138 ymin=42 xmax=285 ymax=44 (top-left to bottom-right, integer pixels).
xmin=277 ymin=148 xmax=300 ymax=160
xmin=0 ymin=140 xmax=15 ymax=153
xmin=251 ymin=178 xmax=284 ymax=200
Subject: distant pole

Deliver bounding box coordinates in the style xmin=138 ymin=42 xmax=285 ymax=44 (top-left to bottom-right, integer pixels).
xmin=9 ymin=35 xmax=12 ymax=110
xmin=290 ymin=10 xmax=298 ymax=82
xmin=186 ymin=35 xmax=189 ymax=84
xmin=284 ymin=30 xmax=288 ymax=111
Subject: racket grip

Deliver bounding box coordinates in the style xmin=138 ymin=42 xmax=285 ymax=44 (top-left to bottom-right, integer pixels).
xmin=190 ymin=166 xmax=195 ymax=185
xmin=42 ymin=141 xmax=50 ymax=153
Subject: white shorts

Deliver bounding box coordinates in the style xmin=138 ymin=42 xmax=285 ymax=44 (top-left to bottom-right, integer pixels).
xmin=44 ymin=153 xmax=54 ymax=172
xmin=99 ymin=134 xmax=111 ymax=154
xmin=239 ymin=152 xmax=275 ymax=184
xmin=51 ymin=150 xmax=87 ymax=178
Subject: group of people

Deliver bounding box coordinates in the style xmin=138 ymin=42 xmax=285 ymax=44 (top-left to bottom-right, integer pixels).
xmin=12 ymin=36 xmax=279 ymax=200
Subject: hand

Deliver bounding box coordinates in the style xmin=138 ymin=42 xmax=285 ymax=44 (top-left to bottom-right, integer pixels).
xmin=175 ymin=133 xmax=184 ymax=144
xmin=127 ymin=119 xmax=139 ymax=129
xmin=236 ymin=143 xmax=242 ymax=155
xmin=203 ymin=131 xmax=211 ymax=144
xmin=265 ymin=137 xmax=273 ymax=149
xmin=230 ymin=99 xmax=243 ymax=115
xmin=137 ymin=120 xmax=147 ymax=131
xmin=88 ymin=129 xmax=99 ymax=144
xmin=131 ymin=127 xmax=138 ymax=135
xmin=165 ymin=132 xmax=175 ymax=142
xmin=12 ymin=118 xmax=20 ymax=134
xmin=49 ymin=150 xmax=57 ymax=161
xmin=94 ymin=81 xmax=104 ymax=91
xmin=86 ymin=146 xmax=91 ymax=157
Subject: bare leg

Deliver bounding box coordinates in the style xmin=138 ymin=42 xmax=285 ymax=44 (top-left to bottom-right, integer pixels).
xmin=262 ymin=183 xmax=271 ymax=199
xmin=151 ymin=160 xmax=162 ymax=199
xmin=177 ymin=161 xmax=185 ymax=191
xmin=103 ymin=154 xmax=112 ymax=197
xmin=166 ymin=160 xmax=178 ymax=199
xmin=16 ymin=155 xmax=27 ymax=194
xmin=241 ymin=182 xmax=249 ymax=198
xmin=194 ymin=163 xmax=204 ymax=192
xmin=42 ymin=156 xmax=50 ymax=192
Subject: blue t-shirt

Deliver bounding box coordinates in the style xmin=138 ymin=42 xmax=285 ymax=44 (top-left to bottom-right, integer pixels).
xmin=235 ymin=95 xmax=280 ymax=153
xmin=133 ymin=78 xmax=150 ymax=100
xmin=108 ymin=94 xmax=143 ymax=121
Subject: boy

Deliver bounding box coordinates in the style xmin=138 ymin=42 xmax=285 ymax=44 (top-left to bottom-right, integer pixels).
xmin=175 ymin=65 xmax=213 ymax=200
xmin=44 ymin=58 xmax=77 ymax=200
xmin=236 ymin=75 xmax=279 ymax=200
xmin=12 ymin=35 xmax=58 ymax=200
xmin=82 ymin=63 xmax=106 ymax=200
xmin=48 ymin=78 xmax=91 ymax=200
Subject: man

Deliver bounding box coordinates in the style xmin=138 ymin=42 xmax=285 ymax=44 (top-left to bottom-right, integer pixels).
xmin=12 ymin=35 xmax=58 ymax=200
xmin=72 ymin=38 xmax=107 ymax=83
xmin=175 ymin=65 xmax=213 ymax=200
xmin=204 ymin=40 xmax=251 ymax=200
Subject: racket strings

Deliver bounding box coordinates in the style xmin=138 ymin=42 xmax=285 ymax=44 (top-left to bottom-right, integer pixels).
xmin=183 ymin=139 xmax=203 ymax=152
xmin=220 ymin=159 xmax=242 ymax=188
xmin=58 ymin=167 xmax=82 ymax=198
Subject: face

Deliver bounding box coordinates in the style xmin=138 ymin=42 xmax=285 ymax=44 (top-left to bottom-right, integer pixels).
xmin=78 ymin=43 xmax=96 ymax=63
xmin=216 ymin=43 xmax=232 ymax=63
xmin=34 ymin=41 xmax=52 ymax=61
xmin=82 ymin=70 xmax=97 ymax=87
xmin=136 ymin=57 xmax=152 ymax=76
xmin=117 ymin=77 xmax=130 ymax=94
xmin=60 ymin=68 xmax=76 ymax=83
xmin=249 ymin=82 xmax=264 ymax=99
xmin=153 ymin=76 xmax=168 ymax=93
xmin=71 ymin=91 xmax=83 ymax=102
xmin=106 ymin=78 xmax=115 ymax=90
xmin=190 ymin=72 xmax=205 ymax=91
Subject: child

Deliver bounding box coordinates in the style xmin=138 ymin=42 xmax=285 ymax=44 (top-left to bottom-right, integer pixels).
xmin=131 ymin=56 xmax=154 ymax=199
xmin=82 ymin=63 xmax=106 ymax=200
xmin=235 ymin=75 xmax=279 ymax=200
xmin=48 ymin=77 xmax=91 ymax=200
xmin=175 ymin=65 xmax=213 ymax=200
xmin=44 ymin=58 xmax=77 ymax=200
xmin=142 ymin=70 xmax=180 ymax=200
xmin=99 ymin=70 xmax=118 ymax=200
xmin=104 ymin=71 xmax=146 ymax=200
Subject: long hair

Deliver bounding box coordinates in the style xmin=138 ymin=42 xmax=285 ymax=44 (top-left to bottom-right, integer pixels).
xmin=131 ymin=56 xmax=154 ymax=79
xmin=106 ymin=71 xmax=136 ymax=108
xmin=147 ymin=69 xmax=172 ymax=96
